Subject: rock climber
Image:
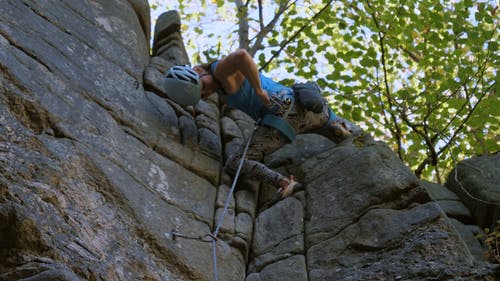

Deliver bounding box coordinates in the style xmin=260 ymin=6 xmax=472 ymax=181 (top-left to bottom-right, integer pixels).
xmin=163 ymin=49 xmax=359 ymax=202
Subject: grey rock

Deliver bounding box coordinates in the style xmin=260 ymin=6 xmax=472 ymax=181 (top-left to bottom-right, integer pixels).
xmin=220 ymin=171 xmax=234 ymax=186
xmin=144 ymin=62 xmax=170 ymax=97
xmin=179 ymin=115 xmax=198 ymax=147
xmin=246 ymin=273 xmax=262 ymax=281
xmin=154 ymin=134 xmax=221 ymax=185
xmin=422 ymin=180 xmax=461 ymax=201
xmin=236 ymin=120 xmax=256 ymax=139
xmin=0 ymin=3 xmax=238 ymax=280
xmin=449 ymin=218 xmax=487 ymax=261
xmin=225 ymin=137 xmax=245 ymax=159
xmin=239 ymin=179 xmax=261 ymax=194
xmin=144 ymin=91 xmax=180 ymax=141
xmin=235 ymin=212 xmax=253 ymax=241
xmin=231 ymin=235 xmax=250 ymax=262
xmin=18 ymin=268 xmax=82 ymax=281
xmin=259 ymin=255 xmax=308 ymax=281
xmin=127 ymin=0 xmax=151 ymax=43
xmin=144 ymin=56 xmax=196 ymax=105
xmin=153 ymin=10 xmax=180 ymax=47
xmin=445 ymin=153 xmax=500 ymax=228
xmin=226 ymin=107 xmax=255 ymax=123
xmin=224 ymin=108 xmax=255 ymax=139
xmin=221 ymin=116 xmax=244 ymax=141
xmin=152 ymin=10 xmax=190 ymax=64
xmin=252 ymin=198 xmax=304 ymax=257
xmin=235 ymin=189 xmax=257 ymax=218
xmin=224 ymin=139 xmax=248 ymax=163
xmin=264 ymin=134 xmax=335 ymax=168
xmin=306 ymin=203 xmax=476 ymax=280
xmin=466 ymin=224 xmax=484 ymax=236
xmin=303 ymin=142 xmax=419 ymax=246
xmin=195 ymin=99 xmax=220 ymax=121
xmin=95 ymin=0 xmax=151 ymax=67
xmin=142 ymin=157 xmax=217 ymax=225
xmin=196 ymin=114 xmax=219 ymax=135
xmin=2 ymin=262 xmax=83 ymax=281
xmin=214 ymin=207 xmax=236 ymax=237
xmin=216 ymin=184 xmax=235 ymax=209
xmin=198 ymin=127 xmax=222 ymax=160
xmin=251 ymin=243 xmax=299 ymax=273
xmin=149 ymin=55 xmax=173 ymax=73
xmin=436 ymin=200 xmax=473 ymax=221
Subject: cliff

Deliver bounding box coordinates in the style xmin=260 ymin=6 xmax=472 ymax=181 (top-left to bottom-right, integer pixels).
xmin=0 ymin=1 xmax=497 ymax=280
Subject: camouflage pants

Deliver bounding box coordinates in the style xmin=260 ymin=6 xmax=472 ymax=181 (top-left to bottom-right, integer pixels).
xmin=225 ymin=101 xmax=346 ymax=187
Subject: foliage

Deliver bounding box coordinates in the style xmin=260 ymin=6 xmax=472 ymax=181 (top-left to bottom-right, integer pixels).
xmin=482 ymin=221 xmax=500 ymax=263
xmin=151 ymin=0 xmax=499 ymax=183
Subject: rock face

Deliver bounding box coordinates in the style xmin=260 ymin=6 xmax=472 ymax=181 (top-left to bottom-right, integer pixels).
xmin=0 ymin=2 xmax=497 ymax=281
xmin=252 ymin=135 xmax=496 ymax=280
xmin=445 ymin=153 xmax=500 ymax=229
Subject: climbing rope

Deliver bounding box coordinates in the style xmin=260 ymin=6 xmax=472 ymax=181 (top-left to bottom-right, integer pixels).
xmin=210 ymin=120 xmax=257 ymax=281
xmin=166 ymin=120 xmax=259 ymax=281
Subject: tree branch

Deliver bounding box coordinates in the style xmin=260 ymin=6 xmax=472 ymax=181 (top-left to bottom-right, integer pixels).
xmin=399 ymin=46 xmax=422 ymax=63
xmin=259 ymin=0 xmax=335 ymax=70
xmin=248 ymin=0 xmax=293 ymax=56
xmin=258 ymin=0 xmax=264 ymax=31
xmin=415 ymin=156 xmax=434 ymax=179
xmin=372 ymin=74 xmax=396 ymax=137
xmin=434 ymin=52 xmax=492 ymax=144
xmin=437 ymin=83 xmax=492 ymax=156
xmin=368 ymin=2 xmax=404 ymax=160
xmin=410 ymin=57 xmax=492 ymax=178
xmin=235 ymin=0 xmax=250 ymax=50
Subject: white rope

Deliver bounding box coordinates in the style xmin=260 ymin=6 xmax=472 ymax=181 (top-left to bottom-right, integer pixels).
xmin=164 ymin=121 xmax=259 ymax=281
xmin=210 ymin=121 xmax=258 ymax=281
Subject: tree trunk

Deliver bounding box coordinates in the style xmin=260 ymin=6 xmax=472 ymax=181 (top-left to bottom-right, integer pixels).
xmin=235 ymin=0 xmax=250 ymax=50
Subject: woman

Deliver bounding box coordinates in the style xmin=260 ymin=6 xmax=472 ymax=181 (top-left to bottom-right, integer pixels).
xmin=164 ymin=49 xmax=355 ymax=199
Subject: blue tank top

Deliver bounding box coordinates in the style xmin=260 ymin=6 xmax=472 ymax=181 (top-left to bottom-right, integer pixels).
xmin=211 ymin=61 xmax=293 ymax=120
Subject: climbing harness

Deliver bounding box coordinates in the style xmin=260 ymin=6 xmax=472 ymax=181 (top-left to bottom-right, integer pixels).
xmin=267 ymin=91 xmax=293 ymax=117
xmin=261 ymin=92 xmax=296 ymax=141
xmin=166 ymin=120 xmax=259 ymax=281
xmin=261 ymin=114 xmax=295 ymax=142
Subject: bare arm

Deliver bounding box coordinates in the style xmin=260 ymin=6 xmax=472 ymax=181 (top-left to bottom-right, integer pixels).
xmin=214 ymin=49 xmax=270 ymax=104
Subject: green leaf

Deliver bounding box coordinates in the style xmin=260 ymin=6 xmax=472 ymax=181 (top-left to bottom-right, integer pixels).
xmin=268 ymin=38 xmax=279 ymax=46
xmin=351 ymin=108 xmax=363 ymax=121
xmin=164 ymin=0 xmax=498 ymax=183
xmin=360 ymin=57 xmax=376 ymax=67
xmin=341 ymin=103 xmax=352 ymax=113
xmin=338 ymin=20 xmax=347 ymax=30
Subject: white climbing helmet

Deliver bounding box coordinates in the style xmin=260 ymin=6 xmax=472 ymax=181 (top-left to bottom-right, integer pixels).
xmin=164 ymin=65 xmax=201 ymax=106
